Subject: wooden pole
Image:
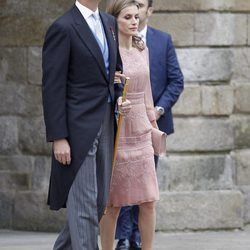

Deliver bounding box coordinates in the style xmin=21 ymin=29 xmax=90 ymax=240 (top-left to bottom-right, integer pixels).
xmin=103 ymin=77 xmax=129 ymax=214
xmin=112 ymin=77 xmax=130 ymax=174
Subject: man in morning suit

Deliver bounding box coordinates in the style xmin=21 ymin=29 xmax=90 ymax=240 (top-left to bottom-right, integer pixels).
xmin=115 ymin=0 xmax=184 ymax=249
xmin=42 ymin=0 xmax=131 ymax=249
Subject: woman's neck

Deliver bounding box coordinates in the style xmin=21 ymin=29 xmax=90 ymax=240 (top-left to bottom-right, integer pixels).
xmin=119 ymin=33 xmax=133 ymax=50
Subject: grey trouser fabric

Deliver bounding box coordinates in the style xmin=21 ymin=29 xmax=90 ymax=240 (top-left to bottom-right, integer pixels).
xmin=53 ymin=104 xmax=114 ymax=250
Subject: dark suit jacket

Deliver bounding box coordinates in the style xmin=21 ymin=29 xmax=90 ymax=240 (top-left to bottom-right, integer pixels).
xmin=42 ymin=5 xmax=122 ymax=210
xmin=147 ymin=26 xmax=184 ymax=135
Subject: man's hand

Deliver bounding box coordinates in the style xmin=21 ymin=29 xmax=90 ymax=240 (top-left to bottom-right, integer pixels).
xmin=53 ymin=139 xmax=71 ymax=165
xmin=117 ymin=96 xmax=131 ymax=116
xmin=114 ymin=71 xmax=126 ymax=84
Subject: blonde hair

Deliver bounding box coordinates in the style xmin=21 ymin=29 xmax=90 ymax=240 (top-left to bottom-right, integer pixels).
xmin=107 ymin=0 xmax=145 ymax=51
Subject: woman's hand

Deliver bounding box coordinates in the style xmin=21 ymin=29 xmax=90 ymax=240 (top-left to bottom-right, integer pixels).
xmin=155 ymin=109 xmax=161 ymax=121
xmin=53 ymin=139 xmax=71 ymax=165
xmin=117 ymin=96 xmax=131 ymax=116
xmin=151 ymin=120 xmax=158 ymax=129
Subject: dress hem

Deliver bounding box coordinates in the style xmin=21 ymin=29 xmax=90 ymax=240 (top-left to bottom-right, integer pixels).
xmin=108 ymin=198 xmax=159 ymax=208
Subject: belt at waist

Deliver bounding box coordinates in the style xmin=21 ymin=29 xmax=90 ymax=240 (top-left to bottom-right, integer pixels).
xmin=126 ymin=92 xmax=144 ymax=104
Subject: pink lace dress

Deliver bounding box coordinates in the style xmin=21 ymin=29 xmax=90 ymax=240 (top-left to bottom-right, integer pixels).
xmin=107 ymin=47 xmax=159 ymax=207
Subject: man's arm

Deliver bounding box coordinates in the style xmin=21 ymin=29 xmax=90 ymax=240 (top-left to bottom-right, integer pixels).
xmin=42 ymin=22 xmax=71 ymax=165
xmin=114 ymin=19 xmax=123 ymax=100
xmin=156 ymin=35 xmax=184 ymax=112
xmin=42 ymin=22 xmax=70 ymax=142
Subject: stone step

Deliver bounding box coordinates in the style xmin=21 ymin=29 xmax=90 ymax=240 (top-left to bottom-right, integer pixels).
xmin=9 ymin=190 xmax=244 ymax=232
xmin=0 ymin=189 xmax=245 ymax=232
xmin=12 ymin=191 xmax=66 ymax=231
xmin=156 ymin=190 xmax=244 ymax=231
xmin=0 ymin=191 xmax=15 ymax=228
xmin=0 ymin=171 xmax=30 ymax=191
xmin=157 ymin=154 xmax=234 ymax=192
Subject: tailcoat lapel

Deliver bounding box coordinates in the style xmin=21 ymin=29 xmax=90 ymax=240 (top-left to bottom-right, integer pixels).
xmin=71 ymin=6 xmax=109 ymax=82
xmin=100 ymin=12 xmax=116 ymax=83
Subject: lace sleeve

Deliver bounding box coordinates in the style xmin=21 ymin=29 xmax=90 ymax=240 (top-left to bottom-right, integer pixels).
xmin=143 ymin=48 xmax=156 ymax=122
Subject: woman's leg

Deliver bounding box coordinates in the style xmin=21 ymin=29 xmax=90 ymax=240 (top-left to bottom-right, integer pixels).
xmin=100 ymin=206 xmax=121 ymax=250
xmin=138 ymin=201 xmax=156 ymax=250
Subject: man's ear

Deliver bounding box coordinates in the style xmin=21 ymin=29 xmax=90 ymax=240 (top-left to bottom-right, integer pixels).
xmin=147 ymin=7 xmax=154 ymax=17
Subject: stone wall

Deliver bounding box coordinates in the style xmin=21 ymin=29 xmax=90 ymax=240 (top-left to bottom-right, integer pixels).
xmin=153 ymin=0 xmax=250 ymax=231
xmin=0 ymin=0 xmax=249 ymax=232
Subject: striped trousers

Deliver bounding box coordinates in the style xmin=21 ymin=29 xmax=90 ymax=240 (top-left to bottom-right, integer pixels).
xmin=53 ymin=104 xmax=114 ymax=250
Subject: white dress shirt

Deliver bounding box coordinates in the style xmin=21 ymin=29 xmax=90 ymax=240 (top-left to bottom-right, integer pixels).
xmin=75 ymin=1 xmax=97 ymax=30
xmin=139 ymin=25 xmax=148 ymax=44
xmin=75 ymin=0 xmax=105 ymax=48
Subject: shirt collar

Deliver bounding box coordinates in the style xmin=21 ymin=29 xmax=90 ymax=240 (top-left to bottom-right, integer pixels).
xmin=139 ymin=25 xmax=148 ymax=41
xmin=75 ymin=0 xmax=100 ymax=20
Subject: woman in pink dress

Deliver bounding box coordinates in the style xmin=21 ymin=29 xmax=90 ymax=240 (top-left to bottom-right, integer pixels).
xmin=100 ymin=1 xmax=160 ymax=249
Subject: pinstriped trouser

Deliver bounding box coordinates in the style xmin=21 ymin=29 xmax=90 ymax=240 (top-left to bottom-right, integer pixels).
xmin=53 ymin=104 xmax=114 ymax=250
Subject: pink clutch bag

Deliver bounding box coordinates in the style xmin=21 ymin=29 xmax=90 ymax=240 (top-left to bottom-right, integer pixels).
xmin=151 ymin=127 xmax=166 ymax=156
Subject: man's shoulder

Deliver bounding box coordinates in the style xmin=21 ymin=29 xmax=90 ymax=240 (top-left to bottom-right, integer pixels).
xmin=148 ymin=26 xmax=171 ymax=41
xmin=49 ymin=6 xmax=74 ymax=30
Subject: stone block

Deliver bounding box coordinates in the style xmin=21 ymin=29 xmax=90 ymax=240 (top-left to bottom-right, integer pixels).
xmin=0 ymin=48 xmax=27 ymax=83
xmin=0 ymin=155 xmax=33 ymax=172
xmin=31 ymin=156 xmax=51 ymax=191
xmin=0 ymin=0 xmax=30 ymax=16
xmin=172 ymin=84 xmax=201 ymax=116
xmin=0 ymin=83 xmax=42 ymax=116
xmin=201 ymin=85 xmax=234 ymax=115
xmin=234 ymin=83 xmax=250 ymax=113
xmin=240 ymin=186 xmax=250 ymax=224
xmin=46 ymin=0 xmax=73 ymax=16
xmin=149 ymin=13 xmax=194 ymax=46
xmin=166 ymin=118 xmax=234 ymax=152
xmin=195 ymin=14 xmax=247 ymax=46
xmin=177 ymin=49 xmax=233 ymax=82
xmin=154 ymin=0 xmax=196 ymax=11
xmin=0 ymin=191 xmax=15 ymax=228
xmin=232 ymin=49 xmax=250 ymax=81
xmin=0 ymin=0 xmax=73 ymax=17
xmin=248 ymin=15 xmax=250 ymax=46
xmin=157 ymin=154 xmax=234 ymax=192
xmin=0 ymin=171 xmax=30 ymax=191
xmin=13 ymin=191 xmax=66 ymax=231
xmin=234 ymin=150 xmax=250 ymax=186
xmin=0 ymin=116 xmax=18 ymax=154
xmin=157 ymin=156 xmax=171 ymax=191
xmin=18 ymin=116 xmax=51 ymax=155
xmin=154 ymin=0 xmax=250 ymax=12
xmin=0 ymin=16 xmax=52 ymax=46
xmin=0 ymin=0 xmax=74 ymax=46
xmin=232 ymin=115 xmax=250 ymax=148
xmin=99 ymin=0 xmax=108 ymax=11
xmin=28 ymin=47 xmax=42 ymax=85
xmin=156 ymin=190 xmax=244 ymax=231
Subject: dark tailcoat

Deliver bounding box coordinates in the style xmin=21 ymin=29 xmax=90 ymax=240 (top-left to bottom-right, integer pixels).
xmin=147 ymin=26 xmax=184 ymax=134
xmin=42 ymin=5 xmax=122 ymax=210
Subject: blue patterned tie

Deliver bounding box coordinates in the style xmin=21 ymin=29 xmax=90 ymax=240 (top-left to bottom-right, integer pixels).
xmin=91 ymin=13 xmax=105 ymax=53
